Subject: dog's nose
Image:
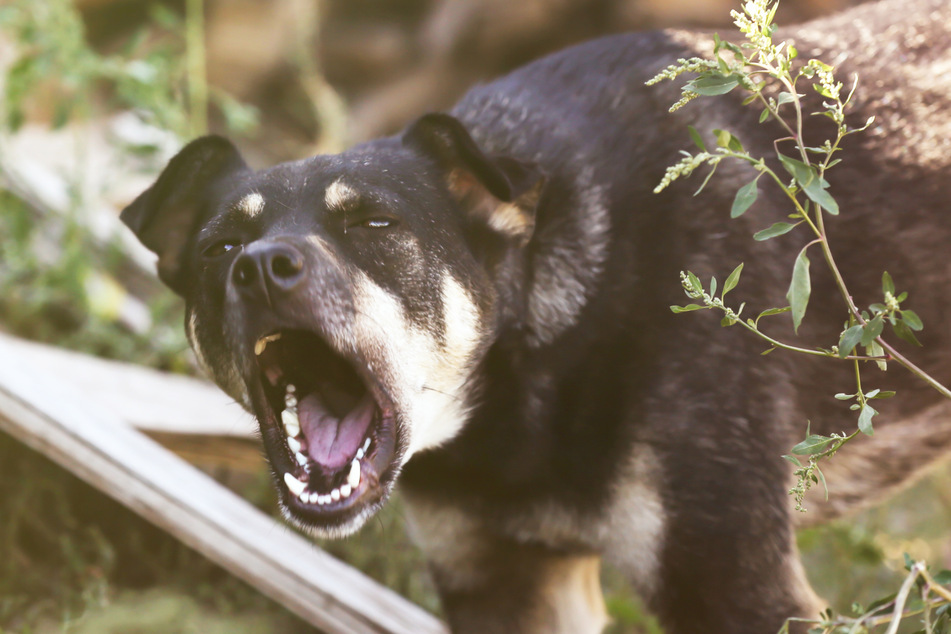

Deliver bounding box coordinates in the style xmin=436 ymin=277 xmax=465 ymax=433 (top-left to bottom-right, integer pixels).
xmin=232 ymin=241 xmax=305 ymax=295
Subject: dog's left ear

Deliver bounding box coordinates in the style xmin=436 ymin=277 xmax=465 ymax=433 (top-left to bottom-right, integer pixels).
xmin=403 ymin=113 xmax=545 ymax=246
xmin=121 ymin=135 xmax=249 ymax=295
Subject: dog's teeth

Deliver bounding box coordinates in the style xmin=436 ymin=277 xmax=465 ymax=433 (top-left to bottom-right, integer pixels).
xmin=285 ymin=394 xmax=298 ymax=408
xmin=319 ymin=494 xmax=330 ymax=505
xmin=308 ymin=492 xmax=319 ymax=504
xmin=295 ymin=451 xmax=308 ymax=467
xmin=340 ymin=483 xmax=352 ymax=498
xmin=362 ymin=437 xmax=371 ymax=453
xmin=356 ymin=448 xmax=364 ymax=460
xmin=331 ymin=488 xmax=341 ymax=502
xmin=287 ymin=383 xmax=296 ymax=394
xmin=347 ymin=459 xmax=361 ymax=489
xmin=287 ymin=436 xmax=301 ymax=453
xmin=254 ymin=333 xmax=282 ymax=356
xmin=282 ymin=409 xmax=300 ymax=437
xmin=284 ymin=472 xmax=306 ymax=497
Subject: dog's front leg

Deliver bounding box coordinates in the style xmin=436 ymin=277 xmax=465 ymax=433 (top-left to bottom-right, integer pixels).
xmin=403 ymin=495 xmax=608 ymax=634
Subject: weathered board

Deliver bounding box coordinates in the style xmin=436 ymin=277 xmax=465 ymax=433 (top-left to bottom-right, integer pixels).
xmin=0 ymin=333 xmax=446 ymax=634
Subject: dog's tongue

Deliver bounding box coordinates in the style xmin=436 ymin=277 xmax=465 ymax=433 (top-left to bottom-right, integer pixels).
xmin=299 ymin=392 xmax=374 ymax=471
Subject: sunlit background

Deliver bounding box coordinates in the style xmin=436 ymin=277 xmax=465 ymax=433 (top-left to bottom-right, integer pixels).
xmin=1 ymin=0 xmax=948 ymax=632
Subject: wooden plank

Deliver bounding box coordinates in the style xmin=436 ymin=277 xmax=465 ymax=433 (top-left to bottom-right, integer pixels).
xmin=0 ymin=335 xmax=447 ymax=634
xmin=0 ymin=334 xmax=256 ymax=437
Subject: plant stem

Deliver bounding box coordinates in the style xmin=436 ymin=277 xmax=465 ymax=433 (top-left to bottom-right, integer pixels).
xmin=884 ymin=564 xmax=923 ymax=634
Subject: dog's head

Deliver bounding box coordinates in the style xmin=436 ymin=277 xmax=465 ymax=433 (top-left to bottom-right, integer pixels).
xmin=121 ymin=114 xmax=544 ymax=536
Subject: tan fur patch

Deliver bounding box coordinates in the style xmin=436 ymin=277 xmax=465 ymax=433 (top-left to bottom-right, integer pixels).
xmin=324 ymin=178 xmax=359 ymax=211
xmin=350 ymin=272 xmax=475 ymax=458
xmin=236 ymin=192 xmax=265 ymax=217
xmin=600 ymin=443 xmax=667 ymax=600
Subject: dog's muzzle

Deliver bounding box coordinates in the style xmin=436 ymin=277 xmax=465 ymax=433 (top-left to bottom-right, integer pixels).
xmin=227 ymin=237 xmax=400 ymax=532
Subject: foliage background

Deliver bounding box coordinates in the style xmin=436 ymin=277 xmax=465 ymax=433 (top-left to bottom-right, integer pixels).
xmin=0 ymin=0 xmax=948 ymax=632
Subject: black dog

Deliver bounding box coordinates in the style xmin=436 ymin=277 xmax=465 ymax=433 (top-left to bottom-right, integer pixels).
xmin=121 ymin=0 xmax=951 ymax=630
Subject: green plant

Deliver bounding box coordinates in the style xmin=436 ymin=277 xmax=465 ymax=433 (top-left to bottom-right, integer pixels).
xmin=649 ymin=0 xmax=951 ymax=631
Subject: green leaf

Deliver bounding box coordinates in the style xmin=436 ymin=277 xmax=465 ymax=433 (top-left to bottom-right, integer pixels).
xmin=864 ymin=389 xmax=880 ymax=399
xmin=713 ymin=128 xmax=731 ymax=148
xmin=933 ymin=570 xmax=951 ymax=585
xmin=882 ymin=271 xmax=895 ymax=295
xmin=815 ymin=464 xmax=828 ymax=499
xmin=722 ymin=263 xmax=744 ymax=297
xmin=709 ymin=276 xmax=718 ymax=298
xmin=759 ymin=107 xmax=770 ymax=123
xmin=687 ymin=272 xmax=703 ymax=293
xmin=720 ymin=315 xmax=736 ymax=327
xmin=870 ymin=390 xmax=896 ymax=399
xmin=867 ymin=341 xmax=888 ymax=371
xmin=782 ymin=454 xmax=803 ymax=467
xmin=777 ymin=154 xmax=840 ymax=215
xmin=694 ymin=162 xmax=720 ymax=196
xmin=837 ymin=325 xmax=863 ymax=358
xmin=858 ymin=404 xmax=877 ymax=435
xmin=727 ymin=134 xmax=744 ymax=153
xmin=834 ymin=393 xmax=854 ymax=400
xmin=688 ymin=125 xmax=706 ymax=151
xmin=731 ymin=180 xmax=759 ymax=218
xmin=860 ymin=315 xmax=884 ymax=347
xmin=688 ymin=74 xmax=739 ymax=96
xmin=900 ymin=309 xmax=923 ymax=331
xmin=791 ymin=434 xmax=837 ymax=455
xmin=777 ymin=91 xmax=796 ymax=106
xmin=805 ymin=186 xmax=839 ymax=216
xmin=892 ymin=320 xmax=923 ymax=347
xmin=755 ymin=306 xmax=791 ymax=327
xmin=787 ymin=245 xmax=812 ymax=334
xmin=753 ymin=222 xmax=798 ymax=241
xmin=670 ymin=304 xmax=705 ymax=313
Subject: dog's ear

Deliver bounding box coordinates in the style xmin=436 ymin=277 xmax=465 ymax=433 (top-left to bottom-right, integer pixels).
xmin=121 ymin=135 xmax=248 ymax=294
xmin=403 ymin=113 xmax=545 ymax=246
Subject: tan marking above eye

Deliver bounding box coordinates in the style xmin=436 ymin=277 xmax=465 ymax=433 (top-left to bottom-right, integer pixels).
xmin=325 ymin=179 xmax=360 ymax=212
xmin=236 ymin=192 xmax=265 ymax=217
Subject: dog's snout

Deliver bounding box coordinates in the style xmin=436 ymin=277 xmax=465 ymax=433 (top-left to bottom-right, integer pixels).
xmin=233 ymin=241 xmax=306 ymax=294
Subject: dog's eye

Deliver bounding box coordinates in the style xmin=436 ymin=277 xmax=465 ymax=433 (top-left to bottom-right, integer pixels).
xmin=353 ymin=217 xmax=398 ymax=230
xmin=202 ymin=240 xmax=240 ymax=258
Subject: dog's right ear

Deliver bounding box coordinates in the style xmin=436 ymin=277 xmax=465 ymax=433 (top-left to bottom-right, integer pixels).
xmin=121 ymin=135 xmax=248 ymax=295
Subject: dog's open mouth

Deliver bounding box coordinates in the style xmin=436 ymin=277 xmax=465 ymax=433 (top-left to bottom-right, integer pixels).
xmin=251 ymin=330 xmax=397 ymax=524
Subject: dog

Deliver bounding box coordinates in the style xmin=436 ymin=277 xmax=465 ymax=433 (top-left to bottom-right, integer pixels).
xmin=120 ymin=0 xmax=951 ymax=631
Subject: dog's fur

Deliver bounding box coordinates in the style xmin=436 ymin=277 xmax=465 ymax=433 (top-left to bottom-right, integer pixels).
xmin=121 ymin=0 xmax=951 ymax=631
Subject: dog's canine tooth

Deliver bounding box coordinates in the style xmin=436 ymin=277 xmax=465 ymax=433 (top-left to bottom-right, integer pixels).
xmin=282 ymin=409 xmax=300 ymax=437
xmin=254 ymin=332 xmax=283 ymax=356
xmin=283 ymin=472 xmax=306 ymax=497
xmin=295 ymin=451 xmax=308 ymax=466
xmin=347 ymin=458 xmax=361 ymax=489
xmin=287 ymin=436 xmax=301 ymax=453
